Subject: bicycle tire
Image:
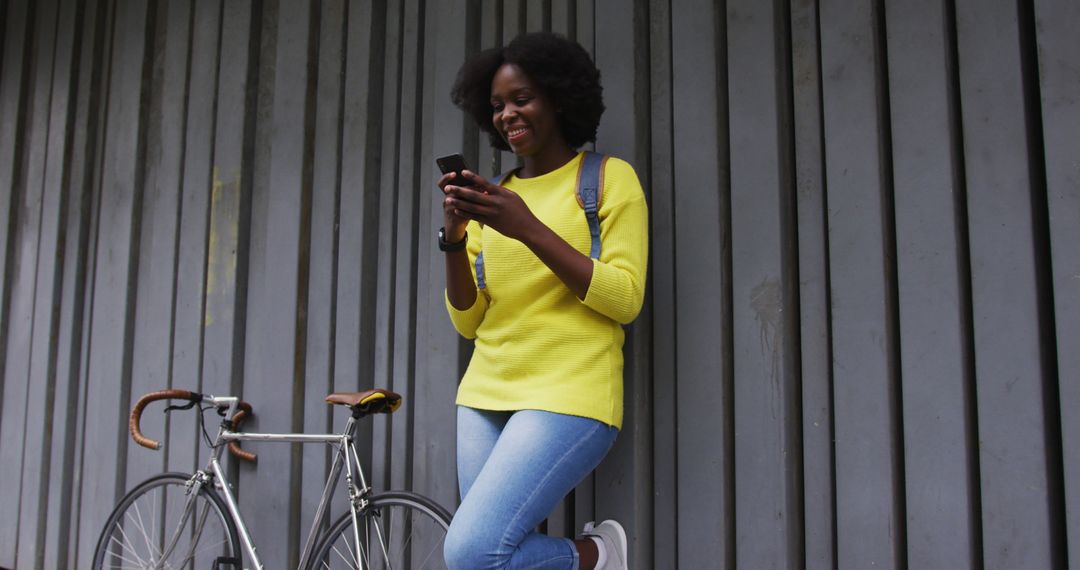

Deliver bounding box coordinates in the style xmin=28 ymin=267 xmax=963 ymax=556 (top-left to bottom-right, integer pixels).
xmin=92 ymin=472 xmax=242 ymax=569
xmin=307 ymin=491 xmax=452 ymax=570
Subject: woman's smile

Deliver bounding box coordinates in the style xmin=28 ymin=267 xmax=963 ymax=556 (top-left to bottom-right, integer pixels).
xmin=506 ymin=125 xmax=530 ymax=145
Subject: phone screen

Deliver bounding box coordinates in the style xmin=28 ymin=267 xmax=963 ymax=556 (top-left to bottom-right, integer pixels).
xmin=436 ymin=153 xmax=472 ymax=187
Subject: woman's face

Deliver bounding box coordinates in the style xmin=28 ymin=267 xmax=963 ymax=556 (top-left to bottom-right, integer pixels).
xmin=490 ymin=63 xmax=564 ymax=156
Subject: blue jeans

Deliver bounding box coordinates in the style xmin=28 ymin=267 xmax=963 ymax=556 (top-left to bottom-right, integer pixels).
xmin=444 ymin=406 xmax=618 ymax=570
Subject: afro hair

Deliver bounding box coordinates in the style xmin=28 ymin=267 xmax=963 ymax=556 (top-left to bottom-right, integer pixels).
xmin=451 ymin=32 xmax=605 ymax=152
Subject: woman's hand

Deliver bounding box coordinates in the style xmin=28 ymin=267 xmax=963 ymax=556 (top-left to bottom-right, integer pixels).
xmin=438 ymin=172 xmax=473 ymax=242
xmin=442 ymin=169 xmax=593 ymax=299
xmin=442 ymin=170 xmax=539 ymax=242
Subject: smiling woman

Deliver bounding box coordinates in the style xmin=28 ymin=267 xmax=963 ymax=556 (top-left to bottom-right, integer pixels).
xmin=435 ymin=32 xmax=648 ymax=570
xmin=451 ymin=32 xmax=605 ymax=159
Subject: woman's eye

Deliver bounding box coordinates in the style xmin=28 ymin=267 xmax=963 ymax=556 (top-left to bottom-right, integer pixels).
xmin=492 ymin=103 xmax=504 ymax=112
xmin=515 ymin=98 xmax=530 ymax=106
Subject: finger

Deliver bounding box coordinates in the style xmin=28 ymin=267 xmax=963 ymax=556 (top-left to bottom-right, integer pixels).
xmin=448 ymin=197 xmax=496 ymax=218
xmin=445 ymin=196 xmax=487 ymax=217
xmin=460 ymin=170 xmax=499 ymax=194
xmin=437 ymin=172 xmax=457 ymax=190
xmin=453 ymin=207 xmax=487 ymax=223
xmin=446 ymin=185 xmax=496 ymax=206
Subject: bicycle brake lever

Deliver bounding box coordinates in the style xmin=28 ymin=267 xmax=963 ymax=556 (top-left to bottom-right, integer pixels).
xmin=163 ymin=400 xmax=199 ymax=413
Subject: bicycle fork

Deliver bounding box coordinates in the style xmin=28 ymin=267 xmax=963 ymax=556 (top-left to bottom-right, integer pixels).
xmin=150 ymin=472 xmax=216 ymax=570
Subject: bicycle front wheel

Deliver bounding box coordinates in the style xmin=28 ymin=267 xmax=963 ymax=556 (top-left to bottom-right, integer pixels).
xmin=308 ymin=491 xmax=452 ymax=570
xmin=92 ymin=472 xmax=241 ymax=569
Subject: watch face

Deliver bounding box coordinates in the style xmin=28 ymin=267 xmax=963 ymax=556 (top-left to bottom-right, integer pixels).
xmin=438 ymin=227 xmax=465 ymax=251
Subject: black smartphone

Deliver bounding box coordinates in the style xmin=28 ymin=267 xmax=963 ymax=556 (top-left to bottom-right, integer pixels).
xmin=436 ymin=153 xmax=473 ymax=187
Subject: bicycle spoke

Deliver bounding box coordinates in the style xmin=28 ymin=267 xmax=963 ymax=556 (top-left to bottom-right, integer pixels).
xmin=131 ymin=500 xmax=161 ymax=564
xmin=413 ymin=539 xmax=443 ymax=569
xmin=313 ymin=496 xmax=449 ymax=570
xmin=94 ymin=475 xmax=236 ymax=570
xmin=331 ymin=543 xmax=359 ymax=569
xmin=113 ymin=521 xmax=152 ymax=567
xmin=105 ymin=534 xmax=150 ymax=567
xmin=368 ymin=510 xmax=393 ymax=569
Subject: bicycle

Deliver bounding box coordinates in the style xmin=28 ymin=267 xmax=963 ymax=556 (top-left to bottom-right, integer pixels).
xmin=93 ymin=388 xmax=453 ymax=569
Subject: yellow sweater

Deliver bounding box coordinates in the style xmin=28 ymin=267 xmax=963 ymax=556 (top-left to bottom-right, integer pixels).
xmin=445 ymin=152 xmax=648 ymax=428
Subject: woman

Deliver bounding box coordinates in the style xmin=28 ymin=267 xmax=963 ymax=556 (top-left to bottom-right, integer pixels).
xmin=438 ymin=32 xmax=648 ymax=570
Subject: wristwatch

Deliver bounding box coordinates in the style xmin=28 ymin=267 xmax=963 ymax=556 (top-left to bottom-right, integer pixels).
xmin=438 ymin=227 xmax=467 ymax=252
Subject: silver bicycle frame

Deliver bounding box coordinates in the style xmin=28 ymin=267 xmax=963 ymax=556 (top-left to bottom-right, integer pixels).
xmin=197 ymin=395 xmax=370 ymax=570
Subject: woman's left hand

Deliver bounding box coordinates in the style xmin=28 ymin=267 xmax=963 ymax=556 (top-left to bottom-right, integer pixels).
xmin=443 ymin=170 xmax=539 ymax=242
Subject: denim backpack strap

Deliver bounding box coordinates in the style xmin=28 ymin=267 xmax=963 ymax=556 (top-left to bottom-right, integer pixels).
xmin=474 ymin=168 xmax=517 ymax=290
xmin=575 ymin=151 xmax=606 ymax=260
xmin=475 ymin=251 xmax=486 ymax=289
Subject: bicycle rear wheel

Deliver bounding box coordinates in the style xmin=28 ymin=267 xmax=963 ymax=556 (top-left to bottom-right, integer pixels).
xmin=92 ymin=472 xmax=241 ymax=569
xmin=308 ymin=491 xmax=452 ymax=570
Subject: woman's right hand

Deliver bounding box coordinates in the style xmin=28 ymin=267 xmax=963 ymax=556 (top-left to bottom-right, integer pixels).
xmin=438 ymin=172 xmax=470 ymax=241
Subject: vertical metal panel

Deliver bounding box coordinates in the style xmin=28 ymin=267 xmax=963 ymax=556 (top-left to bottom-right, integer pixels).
xmin=16 ymin=0 xmax=80 ymax=566
xmin=728 ymin=0 xmax=801 ymax=566
xmin=0 ymin=4 xmax=33 ymax=425
xmin=370 ymin=0 xmax=403 ymax=494
xmin=202 ymin=0 xmax=255 ymax=461
xmin=414 ymin=0 xmax=468 ymax=525
xmin=0 ymin=0 xmax=54 ymax=565
xmin=75 ymin=0 xmax=153 ymax=565
xmin=526 ymin=0 xmax=546 ymax=30
xmin=388 ymin=0 xmax=424 ymax=498
xmin=63 ymin=0 xmax=110 ymax=564
xmin=164 ymin=0 xmax=220 ymax=486
xmin=237 ymin=1 xmax=315 ymax=565
xmin=819 ymin=0 xmax=903 ymax=567
xmin=157 ymin=11 xmax=222 ymax=563
xmin=300 ymin=0 xmax=345 ymax=536
xmin=647 ymin=0 xmax=677 ymax=566
xmin=955 ymin=0 xmax=1061 ymax=566
xmin=498 ymin=0 xmax=523 ymax=171
xmin=335 ymin=0 xmax=384 ymax=486
xmin=595 ymin=1 xmax=652 ymax=566
xmin=551 ymin=0 xmax=572 ymax=36
xmin=886 ymin=0 xmax=979 ymax=566
xmin=43 ymin=0 xmax=103 ymax=564
xmin=124 ymin=0 xmax=189 ymax=496
xmin=1033 ymin=0 xmax=1080 ymax=561
xmin=476 ymin=0 xmax=500 ymax=177
xmin=671 ymin=0 xmax=733 ymax=567
xmin=790 ymin=0 xmax=836 ymax=567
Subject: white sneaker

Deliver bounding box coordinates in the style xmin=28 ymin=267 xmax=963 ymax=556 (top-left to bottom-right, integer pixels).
xmin=582 ymin=519 xmax=628 ymax=570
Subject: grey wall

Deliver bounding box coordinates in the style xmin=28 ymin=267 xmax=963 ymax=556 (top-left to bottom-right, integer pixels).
xmin=0 ymin=0 xmax=1076 ymax=568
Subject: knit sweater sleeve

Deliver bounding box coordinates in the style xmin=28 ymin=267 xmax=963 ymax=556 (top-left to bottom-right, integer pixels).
xmin=445 ymin=221 xmax=488 ymax=339
xmin=581 ymin=158 xmax=649 ymax=324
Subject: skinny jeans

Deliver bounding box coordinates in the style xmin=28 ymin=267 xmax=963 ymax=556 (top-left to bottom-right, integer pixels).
xmin=443 ymin=406 xmax=618 ymax=570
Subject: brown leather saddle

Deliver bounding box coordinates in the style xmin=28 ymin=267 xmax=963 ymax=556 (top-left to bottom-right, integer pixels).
xmin=325 ymin=388 xmax=402 ymax=415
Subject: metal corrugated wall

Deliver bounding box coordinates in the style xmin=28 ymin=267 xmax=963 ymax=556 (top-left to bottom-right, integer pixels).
xmin=0 ymin=0 xmax=1076 ymax=568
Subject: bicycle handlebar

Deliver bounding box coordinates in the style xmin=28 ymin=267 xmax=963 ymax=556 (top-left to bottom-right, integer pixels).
xmin=227 ymin=402 xmax=256 ymax=462
xmin=129 ymin=390 xmax=257 ymax=462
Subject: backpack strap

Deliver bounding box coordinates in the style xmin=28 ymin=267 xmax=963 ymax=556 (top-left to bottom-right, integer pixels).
xmin=576 ymin=151 xmax=606 ymax=259
xmin=474 ymin=154 xmax=607 ymax=289
xmin=475 ymin=251 xmax=486 ymax=289
xmin=475 ymin=168 xmax=517 ymax=290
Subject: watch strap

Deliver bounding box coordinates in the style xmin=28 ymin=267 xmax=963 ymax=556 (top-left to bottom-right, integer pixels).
xmin=438 ymin=227 xmax=467 ymax=252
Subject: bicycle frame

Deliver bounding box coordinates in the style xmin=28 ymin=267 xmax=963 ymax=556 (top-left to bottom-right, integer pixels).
xmin=193 ymin=395 xmax=372 ymax=570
